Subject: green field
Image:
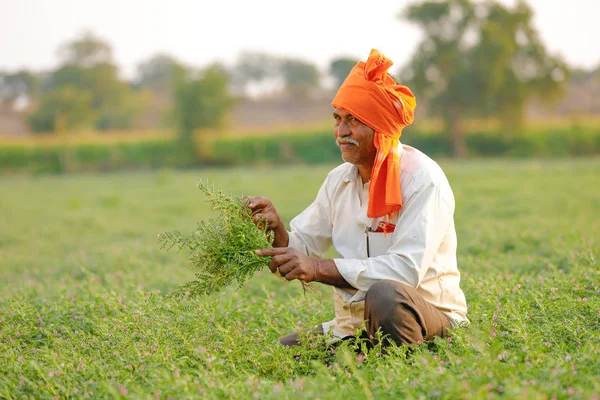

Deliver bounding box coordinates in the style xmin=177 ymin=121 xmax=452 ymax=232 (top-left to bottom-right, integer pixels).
xmin=1 ymin=159 xmax=599 ymax=399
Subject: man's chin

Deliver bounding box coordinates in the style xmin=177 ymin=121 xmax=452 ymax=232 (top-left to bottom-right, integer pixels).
xmin=340 ymin=153 xmax=358 ymax=165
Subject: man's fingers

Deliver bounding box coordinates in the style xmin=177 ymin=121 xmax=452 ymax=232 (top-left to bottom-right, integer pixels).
xmin=246 ymin=196 xmax=270 ymax=210
xmin=277 ymin=260 xmax=297 ymax=280
xmin=255 ymin=247 xmax=290 ymax=257
xmin=244 ymin=195 xmax=257 ymax=208
xmin=268 ymin=258 xmax=278 ymax=273
xmin=272 ymin=254 xmax=291 ymax=265
xmin=282 ymin=265 xmax=303 ymax=282
xmin=241 ymin=195 xmax=252 ymax=207
xmin=268 ymin=254 xmax=291 ymax=273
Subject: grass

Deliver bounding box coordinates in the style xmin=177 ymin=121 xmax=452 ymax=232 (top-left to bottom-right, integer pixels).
xmin=0 ymin=158 xmax=599 ymax=399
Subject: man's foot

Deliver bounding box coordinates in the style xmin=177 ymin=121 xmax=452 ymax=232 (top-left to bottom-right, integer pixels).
xmin=277 ymin=324 xmax=325 ymax=347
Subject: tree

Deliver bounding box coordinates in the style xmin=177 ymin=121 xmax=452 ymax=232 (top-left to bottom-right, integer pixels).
xmin=135 ymin=53 xmax=185 ymax=95
xmin=173 ymin=64 xmax=235 ymax=159
xmin=232 ymin=53 xmax=322 ymax=98
xmin=399 ymin=0 xmax=568 ymax=157
xmin=41 ymin=63 xmax=135 ymax=131
xmin=280 ymin=58 xmax=321 ymax=97
xmin=27 ymin=85 xmax=94 ymax=133
xmin=0 ymin=70 xmax=38 ymax=109
xmin=28 ymin=31 xmax=139 ymax=132
xmin=57 ymin=31 xmax=113 ymax=68
xmin=49 ymin=63 xmax=126 ymax=109
xmin=231 ymin=51 xmax=282 ymax=96
xmin=329 ymin=57 xmax=358 ymax=89
xmin=570 ymin=64 xmax=600 ymax=85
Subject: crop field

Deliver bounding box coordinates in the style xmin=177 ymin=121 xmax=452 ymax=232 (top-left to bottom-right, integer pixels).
xmin=1 ymin=158 xmax=599 ymax=399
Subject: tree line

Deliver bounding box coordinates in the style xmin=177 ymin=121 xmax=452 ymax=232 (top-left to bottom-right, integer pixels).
xmin=0 ymin=33 xmax=356 ymax=131
xmin=1 ymin=0 xmax=598 ymax=156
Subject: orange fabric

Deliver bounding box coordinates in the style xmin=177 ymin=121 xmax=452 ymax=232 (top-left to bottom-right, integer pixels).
xmin=331 ymin=49 xmax=416 ymax=219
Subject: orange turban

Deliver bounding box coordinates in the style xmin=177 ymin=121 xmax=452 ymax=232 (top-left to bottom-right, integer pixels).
xmin=331 ymin=49 xmax=416 ymax=219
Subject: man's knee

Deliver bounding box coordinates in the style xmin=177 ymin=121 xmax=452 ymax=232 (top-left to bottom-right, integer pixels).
xmin=365 ymin=280 xmax=412 ymax=312
xmin=365 ymin=280 xmax=419 ymax=333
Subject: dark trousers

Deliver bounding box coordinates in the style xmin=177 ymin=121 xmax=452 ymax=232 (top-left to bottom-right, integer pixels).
xmin=279 ymin=280 xmax=452 ymax=347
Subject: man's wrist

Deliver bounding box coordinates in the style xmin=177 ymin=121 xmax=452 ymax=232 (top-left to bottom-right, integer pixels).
xmin=313 ymin=259 xmax=354 ymax=289
xmin=272 ymin=224 xmax=289 ymax=247
xmin=312 ymin=259 xmax=323 ymax=283
xmin=313 ymin=259 xmax=333 ymax=283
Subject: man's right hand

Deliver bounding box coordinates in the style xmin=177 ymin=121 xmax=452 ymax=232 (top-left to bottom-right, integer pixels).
xmin=243 ymin=196 xmax=289 ymax=247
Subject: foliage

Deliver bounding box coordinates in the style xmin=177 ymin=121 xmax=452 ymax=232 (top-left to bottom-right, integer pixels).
xmin=134 ymin=53 xmax=185 ymax=95
xmin=27 ymin=32 xmax=139 ymax=132
xmin=329 ymin=57 xmax=359 ymax=89
xmin=27 ymin=85 xmax=95 ymax=133
xmin=173 ymin=64 xmax=235 ymax=149
xmin=210 ymin=129 xmax=341 ymax=165
xmin=1 ymin=123 xmax=600 ymax=173
xmin=56 ymin=30 xmax=113 ymax=68
xmin=0 ymin=135 xmax=182 ymax=174
xmin=0 ymin=70 xmax=38 ymax=108
xmin=400 ymin=0 xmax=569 ymax=156
xmin=280 ymin=58 xmax=321 ymax=97
xmin=231 ymin=51 xmax=283 ymax=95
xmin=231 ymin=52 xmax=323 ymax=97
xmin=158 ymin=180 xmax=274 ymax=298
xmin=208 ymin=124 xmax=600 ymax=164
xmin=0 ymin=161 xmax=598 ymax=398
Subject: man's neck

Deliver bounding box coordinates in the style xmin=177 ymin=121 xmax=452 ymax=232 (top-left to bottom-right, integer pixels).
xmin=357 ymin=164 xmax=372 ymax=184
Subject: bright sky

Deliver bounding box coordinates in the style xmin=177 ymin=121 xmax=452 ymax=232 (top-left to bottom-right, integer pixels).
xmin=1 ymin=0 xmax=599 ymax=80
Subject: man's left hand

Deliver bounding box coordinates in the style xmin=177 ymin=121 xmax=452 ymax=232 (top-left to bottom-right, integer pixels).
xmin=255 ymin=247 xmax=318 ymax=282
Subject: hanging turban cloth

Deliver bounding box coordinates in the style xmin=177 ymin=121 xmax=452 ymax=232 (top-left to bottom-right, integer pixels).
xmin=331 ymin=49 xmax=417 ymax=219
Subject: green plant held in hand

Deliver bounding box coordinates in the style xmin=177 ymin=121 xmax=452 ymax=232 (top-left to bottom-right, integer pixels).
xmin=158 ymin=179 xmax=274 ymax=298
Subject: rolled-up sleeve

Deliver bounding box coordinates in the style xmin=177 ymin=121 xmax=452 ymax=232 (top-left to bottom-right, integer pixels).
xmin=334 ymin=181 xmax=452 ymax=302
xmin=287 ymin=176 xmax=334 ymax=258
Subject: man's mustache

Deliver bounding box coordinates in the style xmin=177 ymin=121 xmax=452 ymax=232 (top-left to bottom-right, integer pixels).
xmin=336 ymin=137 xmax=360 ymax=147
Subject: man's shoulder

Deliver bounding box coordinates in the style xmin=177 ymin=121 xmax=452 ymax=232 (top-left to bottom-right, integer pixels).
xmin=400 ymin=144 xmax=455 ymax=210
xmin=400 ymin=144 xmax=448 ymax=185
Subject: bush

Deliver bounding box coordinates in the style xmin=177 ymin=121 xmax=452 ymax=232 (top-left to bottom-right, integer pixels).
xmin=1 ymin=124 xmax=599 ymax=174
xmin=209 ymin=126 xmax=600 ymax=165
xmin=209 ymin=131 xmax=340 ymax=165
xmin=0 ymin=139 xmax=183 ymax=174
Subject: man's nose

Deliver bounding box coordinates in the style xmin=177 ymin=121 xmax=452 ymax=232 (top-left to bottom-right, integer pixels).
xmin=335 ymin=120 xmax=351 ymax=137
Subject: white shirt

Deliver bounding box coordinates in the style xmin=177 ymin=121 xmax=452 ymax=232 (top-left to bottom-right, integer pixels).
xmin=287 ymin=143 xmax=468 ymax=338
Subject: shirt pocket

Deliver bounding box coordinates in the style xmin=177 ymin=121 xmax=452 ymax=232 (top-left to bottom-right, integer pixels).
xmin=366 ymin=231 xmax=394 ymax=257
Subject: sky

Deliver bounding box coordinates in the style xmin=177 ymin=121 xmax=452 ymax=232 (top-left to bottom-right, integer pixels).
xmin=1 ymin=0 xmax=599 ymax=80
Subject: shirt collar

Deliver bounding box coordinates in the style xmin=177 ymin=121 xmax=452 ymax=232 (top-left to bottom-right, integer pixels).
xmin=342 ymin=165 xmax=358 ymax=183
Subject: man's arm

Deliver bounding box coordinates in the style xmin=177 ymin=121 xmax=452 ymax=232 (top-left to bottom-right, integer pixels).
xmin=271 ymin=224 xmax=289 ymax=248
xmin=254 ymin=181 xmax=452 ymax=294
xmin=254 ymin=247 xmax=354 ymax=289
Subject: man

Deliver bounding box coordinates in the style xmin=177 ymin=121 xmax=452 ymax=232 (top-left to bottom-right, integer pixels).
xmin=246 ymin=49 xmax=468 ymax=348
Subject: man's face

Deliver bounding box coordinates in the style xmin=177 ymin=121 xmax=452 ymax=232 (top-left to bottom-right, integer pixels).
xmin=333 ymin=108 xmax=377 ymax=167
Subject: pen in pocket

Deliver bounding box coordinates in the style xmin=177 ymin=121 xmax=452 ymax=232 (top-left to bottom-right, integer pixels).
xmin=365 ymin=227 xmax=372 ymax=257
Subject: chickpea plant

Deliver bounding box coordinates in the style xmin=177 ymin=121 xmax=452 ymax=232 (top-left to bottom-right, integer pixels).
xmin=158 ymin=180 xmax=274 ymax=298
